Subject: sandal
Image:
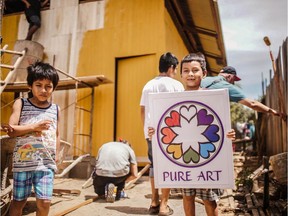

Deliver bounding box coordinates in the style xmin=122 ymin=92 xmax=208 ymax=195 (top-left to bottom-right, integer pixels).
xmin=148 ymin=204 xmax=160 ymax=215
xmin=158 ymin=205 xmax=174 ymax=216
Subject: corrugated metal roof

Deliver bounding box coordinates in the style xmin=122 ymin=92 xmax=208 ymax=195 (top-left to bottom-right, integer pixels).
xmin=3 ymin=0 xmax=226 ymax=75
xmin=165 ymin=0 xmax=226 ymax=75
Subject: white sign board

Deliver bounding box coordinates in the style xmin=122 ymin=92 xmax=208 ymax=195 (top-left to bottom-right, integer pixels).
xmin=149 ymin=89 xmax=234 ymax=189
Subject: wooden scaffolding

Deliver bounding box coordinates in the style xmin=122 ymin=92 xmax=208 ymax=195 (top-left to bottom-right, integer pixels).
xmin=0 ymin=43 xmax=112 ymax=157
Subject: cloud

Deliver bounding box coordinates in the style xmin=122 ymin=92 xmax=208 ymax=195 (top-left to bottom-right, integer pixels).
xmin=227 ymin=50 xmax=273 ymax=99
xmin=218 ymin=0 xmax=287 ymax=99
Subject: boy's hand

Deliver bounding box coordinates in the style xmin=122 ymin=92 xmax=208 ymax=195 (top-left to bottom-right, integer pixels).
xmin=1 ymin=123 xmax=14 ymax=133
xmin=226 ymin=129 xmax=236 ymax=141
xmin=33 ymin=120 xmax=52 ymax=132
xmin=148 ymin=127 xmax=155 ymax=140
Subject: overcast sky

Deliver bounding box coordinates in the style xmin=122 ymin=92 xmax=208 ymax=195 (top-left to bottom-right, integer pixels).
xmin=218 ymin=0 xmax=287 ymax=100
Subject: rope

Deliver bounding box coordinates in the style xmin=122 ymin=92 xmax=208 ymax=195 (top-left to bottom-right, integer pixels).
xmin=1 ymin=96 xmax=21 ymax=109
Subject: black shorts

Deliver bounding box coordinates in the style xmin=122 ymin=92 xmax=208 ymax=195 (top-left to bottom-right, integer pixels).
xmin=27 ymin=15 xmax=41 ymax=27
xmin=93 ymin=174 xmax=129 ymax=196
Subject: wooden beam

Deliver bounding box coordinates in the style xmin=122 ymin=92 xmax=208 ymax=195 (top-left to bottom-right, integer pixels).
xmin=125 ymin=164 xmax=150 ymax=190
xmin=53 ymin=196 xmax=98 ymax=216
xmin=0 ymin=49 xmax=27 ymax=94
xmin=1 ymin=75 xmax=113 ymax=92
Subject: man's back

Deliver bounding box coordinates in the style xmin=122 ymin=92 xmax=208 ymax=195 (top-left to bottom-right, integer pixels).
xmin=140 ymin=76 xmax=184 ymax=139
xmin=201 ymin=76 xmax=246 ymax=103
xmin=96 ymin=142 xmax=136 ymax=177
xmin=141 ymin=76 xmax=184 ymax=103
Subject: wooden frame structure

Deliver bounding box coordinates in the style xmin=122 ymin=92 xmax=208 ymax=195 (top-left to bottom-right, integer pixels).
xmin=0 ymin=44 xmax=112 ymax=156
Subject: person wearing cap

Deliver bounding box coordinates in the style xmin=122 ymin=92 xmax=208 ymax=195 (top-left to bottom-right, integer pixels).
xmin=200 ymin=66 xmax=281 ymax=117
xmin=91 ymin=140 xmax=138 ymax=203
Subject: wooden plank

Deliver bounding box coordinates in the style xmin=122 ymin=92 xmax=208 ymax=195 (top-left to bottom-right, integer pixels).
xmin=245 ymin=193 xmax=259 ymax=216
xmin=53 ymin=196 xmax=98 ymax=216
xmin=0 ymin=48 xmax=24 ymax=55
xmin=125 ymin=164 xmax=150 ymax=190
xmin=248 ymin=165 xmax=264 ymax=180
xmin=55 ymin=154 xmax=90 ymax=178
xmin=53 ymin=188 xmax=81 ymax=196
xmin=0 ymin=64 xmax=14 ymax=70
xmin=251 ymin=193 xmax=265 ymax=216
xmin=227 ymin=189 xmax=235 ymax=209
xmin=82 ymin=177 xmax=93 ymax=189
xmin=0 ymin=49 xmax=26 ymax=94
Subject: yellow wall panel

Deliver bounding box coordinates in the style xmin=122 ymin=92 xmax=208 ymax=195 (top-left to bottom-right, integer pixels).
xmin=2 ymin=15 xmax=20 ymax=45
xmin=77 ymin=0 xmax=167 ymax=156
xmin=116 ymin=55 xmax=156 ymax=163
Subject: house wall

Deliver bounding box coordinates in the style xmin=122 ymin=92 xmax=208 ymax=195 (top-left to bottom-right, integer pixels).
xmin=1 ymin=0 xmax=188 ymax=163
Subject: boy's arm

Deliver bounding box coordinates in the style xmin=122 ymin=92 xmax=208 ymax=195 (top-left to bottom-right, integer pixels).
xmin=21 ymin=0 xmax=31 ymax=8
xmin=41 ymin=0 xmax=49 ymax=7
xmin=8 ymin=99 xmax=22 ymax=137
xmin=55 ymin=106 xmax=61 ymax=163
xmin=8 ymin=99 xmax=52 ymax=137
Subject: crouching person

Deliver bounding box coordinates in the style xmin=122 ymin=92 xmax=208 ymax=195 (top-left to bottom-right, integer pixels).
xmin=92 ymin=140 xmax=138 ymax=202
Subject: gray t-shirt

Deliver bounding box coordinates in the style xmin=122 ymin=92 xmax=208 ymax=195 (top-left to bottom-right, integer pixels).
xmin=95 ymin=142 xmax=137 ymax=177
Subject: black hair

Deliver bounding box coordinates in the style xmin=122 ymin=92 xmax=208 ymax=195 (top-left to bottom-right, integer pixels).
xmin=159 ymin=52 xmax=179 ymax=73
xmin=27 ymin=61 xmax=59 ymax=90
xmin=180 ymin=52 xmax=207 ymax=74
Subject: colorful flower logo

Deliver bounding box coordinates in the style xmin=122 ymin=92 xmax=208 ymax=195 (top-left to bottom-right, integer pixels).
xmin=157 ymin=101 xmax=224 ymax=167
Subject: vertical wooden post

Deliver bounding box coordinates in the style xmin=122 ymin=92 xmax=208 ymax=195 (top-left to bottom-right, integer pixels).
xmin=89 ymin=88 xmax=94 ymax=155
xmin=263 ymin=156 xmax=269 ymax=209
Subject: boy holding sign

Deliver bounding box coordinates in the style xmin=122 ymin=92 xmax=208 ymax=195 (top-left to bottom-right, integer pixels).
xmin=148 ymin=52 xmax=235 ymax=216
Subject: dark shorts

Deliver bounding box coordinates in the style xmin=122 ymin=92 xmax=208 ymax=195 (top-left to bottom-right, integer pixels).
xmin=28 ymin=15 xmax=41 ymax=27
xmin=146 ymin=139 xmax=154 ymax=177
xmin=93 ymin=174 xmax=129 ymax=196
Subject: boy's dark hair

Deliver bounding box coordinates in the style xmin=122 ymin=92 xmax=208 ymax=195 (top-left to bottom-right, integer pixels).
xmin=180 ymin=52 xmax=207 ymax=74
xmin=27 ymin=61 xmax=59 ymax=90
xmin=159 ymin=52 xmax=179 ymax=73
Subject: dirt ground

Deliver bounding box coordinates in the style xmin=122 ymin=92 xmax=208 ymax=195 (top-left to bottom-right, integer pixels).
xmin=4 ymin=151 xmax=286 ymax=215
xmin=20 ymin=175 xmax=235 ymax=216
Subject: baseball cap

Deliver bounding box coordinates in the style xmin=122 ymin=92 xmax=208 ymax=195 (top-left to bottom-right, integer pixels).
xmin=220 ymin=66 xmax=241 ymax=81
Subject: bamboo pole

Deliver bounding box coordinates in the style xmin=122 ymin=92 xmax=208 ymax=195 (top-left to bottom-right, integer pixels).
xmin=263 ymin=36 xmax=286 ymax=119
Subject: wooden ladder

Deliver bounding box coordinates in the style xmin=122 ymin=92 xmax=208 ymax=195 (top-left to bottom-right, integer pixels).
xmin=0 ymin=45 xmax=27 ymax=95
xmin=55 ymin=68 xmax=94 ymax=156
xmin=73 ymin=82 xmax=94 ymax=156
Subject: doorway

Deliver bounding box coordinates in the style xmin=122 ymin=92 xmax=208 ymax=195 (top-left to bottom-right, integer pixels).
xmin=115 ymin=54 xmax=156 ymax=163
